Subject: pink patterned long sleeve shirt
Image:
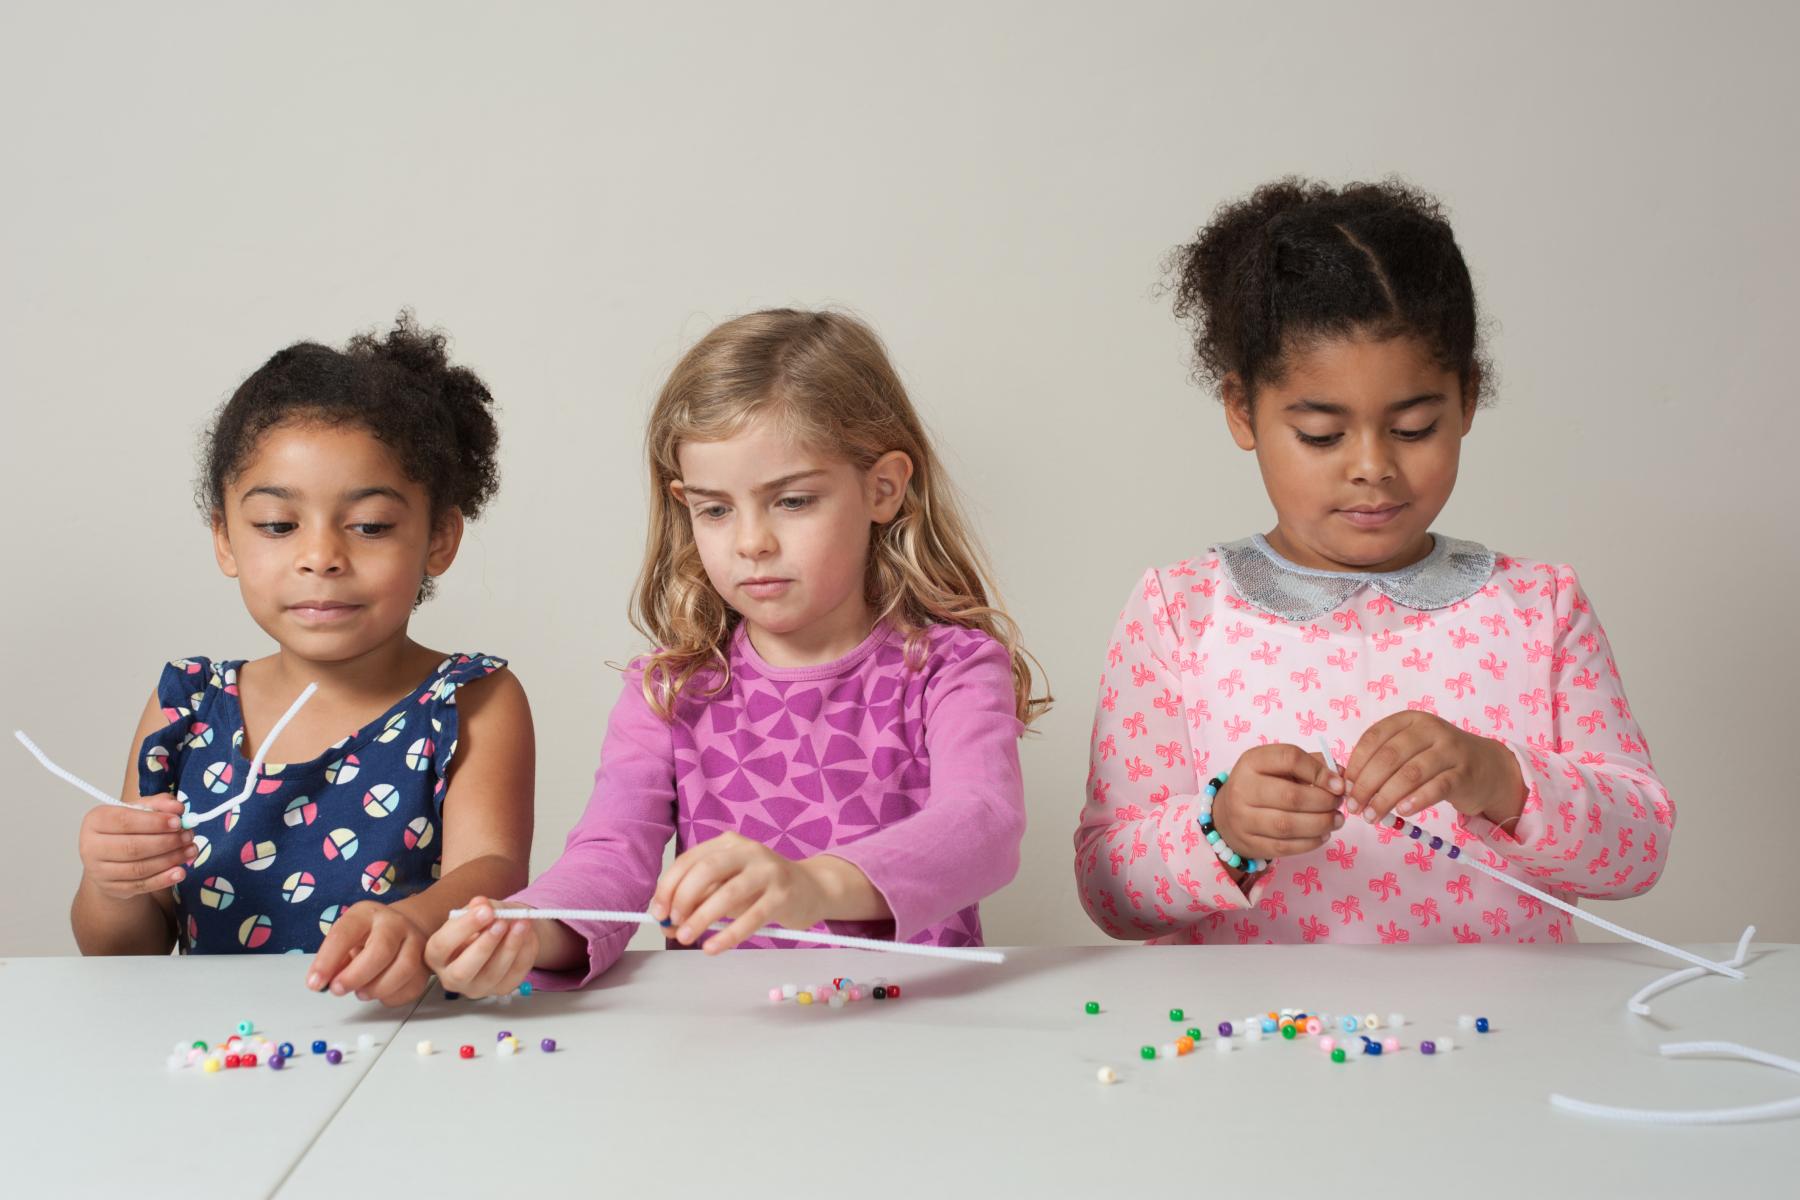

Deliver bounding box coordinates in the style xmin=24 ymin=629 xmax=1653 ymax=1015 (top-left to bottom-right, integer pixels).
xmin=1074 ymin=535 xmax=1672 ymax=946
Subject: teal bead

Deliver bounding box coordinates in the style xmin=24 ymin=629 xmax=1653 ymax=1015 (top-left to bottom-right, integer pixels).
xmin=236 ymin=1021 xmax=252 ymax=1036
xmin=1226 ymin=853 xmax=1242 ymax=868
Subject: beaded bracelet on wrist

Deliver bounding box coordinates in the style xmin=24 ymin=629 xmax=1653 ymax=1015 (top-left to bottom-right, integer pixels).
xmin=1196 ymin=770 xmax=1268 ymax=874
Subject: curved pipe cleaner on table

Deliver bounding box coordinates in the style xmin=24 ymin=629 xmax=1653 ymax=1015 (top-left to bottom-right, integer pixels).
xmin=449 ymin=907 xmax=1006 ymax=964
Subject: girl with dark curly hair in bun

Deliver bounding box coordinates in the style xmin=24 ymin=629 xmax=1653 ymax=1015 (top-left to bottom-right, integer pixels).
xmin=71 ymin=313 xmax=534 ymax=1009
xmin=1076 ymin=179 xmax=1672 ymax=948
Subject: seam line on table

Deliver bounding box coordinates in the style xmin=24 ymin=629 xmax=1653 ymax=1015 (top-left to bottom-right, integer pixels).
xmin=266 ymin=992 xmax=427 ymax=1199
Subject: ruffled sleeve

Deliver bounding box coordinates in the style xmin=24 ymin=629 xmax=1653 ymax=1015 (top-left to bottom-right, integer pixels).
xmin=419 ymin=653 xmax=510 ymax=807
xmin=136 ymin=657 xmax=220 ymax=798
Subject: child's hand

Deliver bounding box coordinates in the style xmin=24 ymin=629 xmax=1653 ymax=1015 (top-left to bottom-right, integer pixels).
xmin=306 ymin=901 xmax=431 ymax=1007
xmin=651 ymin=832 xmax=829 ymax=955
xmin=76 ymin=794 xmax=195 ymax=899
xmin=1211 ymin=744 xmax=1346 ymax=864
xmin=1344 ymin=711 xmax=1525 ymax=827
xmin=423 ymin=897 xmax=537 ymax=998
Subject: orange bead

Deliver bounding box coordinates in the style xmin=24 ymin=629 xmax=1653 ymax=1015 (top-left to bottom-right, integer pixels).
xmin=1175 ymin=1037 xmax=1195 ymax=1055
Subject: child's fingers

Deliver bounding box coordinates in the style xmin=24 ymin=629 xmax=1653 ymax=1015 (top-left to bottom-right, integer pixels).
xmin=1254 ymin=743 xmax=1328 ymax=783
xmin=439 ymin=924 xmax=504 ymax=993
xmin=652 ymin=840 xmax=728 ymax=923
xmin=91 ymin=857 xmax=189 ymax=894
xmin=1309 ymin=751 xmax=1348 ymax=796
xmin=676 ymin=875 xmax=760 ymax=945
xmin=665 ymin=853 xmax=738 ymax=929
xmin=702 ymin=896 xmax=775 ymax=956
xmin=423 ymin=905 xmax=493 ymax=974
xmin=1238 ymin=803 xmax=1338 ymax=845
xmin=330 ymin=924 xmax=403 ymax=996
xmin=466 ymin=921 xmax=530 ymax=996
xmin=307 ymin=915 xmax=366 ymax=991
xmin=363 ymin=950 xmax=428 ymax=1007
xmin=1364 ymin=755 xmax=1454 ymax=823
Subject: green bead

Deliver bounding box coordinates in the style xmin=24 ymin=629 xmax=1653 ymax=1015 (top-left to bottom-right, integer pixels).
xmin=192 ymin=1041 xmax=207 ymax=1051
xmin=1085 ymin=1001 xmax=1100 ymax=1015
xmin=1281 ymin=1023 xmax=1297 ymax=1040
xmin=1169 ymin=1008 xmax=1184 ymax=1022
xmin=1186 ymin=1027 xmax=1203 ymax=1041
xmin=1331 ymin=1048 xmax=1346 ymax=1063
xmin=1140 ymin=1045 xmax=1156 ymax=1060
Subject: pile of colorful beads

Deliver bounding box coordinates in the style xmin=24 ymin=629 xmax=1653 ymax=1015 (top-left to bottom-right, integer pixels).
xmin=1127 ymin=1006 xmax=1491 ymax=1065
xmin=415 ymin=1029 xmax=560 ymax=1058
xmin=162 ymin=1020 xmax=374 ymax=1073
xmin=767 ymin=976 xmax=901 ymax=1008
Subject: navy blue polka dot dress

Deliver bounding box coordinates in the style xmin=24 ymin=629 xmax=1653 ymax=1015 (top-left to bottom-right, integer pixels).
xmin=137 ymin=653 xmax=506 ymax=954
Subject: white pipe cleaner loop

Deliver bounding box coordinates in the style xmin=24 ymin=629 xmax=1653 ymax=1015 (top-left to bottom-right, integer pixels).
xmin=1551 ymin=1042 xmax=1800 ymax=1125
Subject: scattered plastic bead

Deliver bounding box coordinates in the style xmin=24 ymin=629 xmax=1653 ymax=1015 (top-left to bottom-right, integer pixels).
xmin=192 ymin=1040 xmax=208 ymax=1052
xmin=242 ymin=1052 xmax=258 ymax=1068
xmin=1218 ymin=1022 xmax=1233 ymax=1038
xmin=1475 ymin=1017 xmax=1490 ymax=1033
xmin=1260 ymin=1017 xmax=1277 ymax=1034
xmin=1096 ymin=1066 xmax=1118 ymax=1084
xmin=886 ymin=985 xmax=901 ymax=1000
xmin=540 ymin=1038 xmax=556 ymax=1053
xmin=1340 ymin=1015 xmax=1359 ymax=1033
xmin=1245 ymin=1023 xmax=1263 ymax=1042
xmin=312 ymin=1040 xmax=327 ymax=1055
xmin=849 ymin=988 xmax=864 ymax=1001
xmin=444 ymin=991 xmax=461 ymax=1001
xmin=224 ymin=1054 xmax=241 ymax=1069
xmin=416 ymin=1041 xmax=433 ymax=1055
xmin=1214 ymin=1036 xmax=1234 ymax=1055
xmin=1457 ymin=1015 xmax=1475 ymax=1030
xmin=1169 ymin=1008 xmax=1185 ymax=1022
xmin=1304 ymin=1018 xmax=1322 ymax=1035
xmin=1185 ymin=1028 xmax=1203 ymax=1041
xmin=1320 ymin=1036 xmax=1336 ymax=1054
xmin=769 ymin=988 xmax=784 ymax=1003
xmin=1281 ymin=1023 xmax=1297 ymax=1040
xmin=518 ymin=981 xmax=533 ymax=996
xmin=1421 ymin=1040 xmax=1437 ymax=1055
xmin=203 ymin=1058 xmax=221 ymax=1074
xmin=498 ymin=1040 xmax=517 ymax=1057
xmin=1363 ymin=1013 xmax=1380 ymax=1031
xmin=1383 ymin=1037 xmax=1399 ymax=1053
xmin=325 ymin=1049 xmax=343 ymax=1065
xmin=497 ymin=1030 xmax=513 ymax=1042
xmin=1176 ymin=1037 xmax=1195 ymax=1055
xmin=1140 ymin=1045 xmax=1156 ymax=1060
xmin=1331 ymin=1048 xmax=1346 ymax=1064
xmin=797 ymin=991 xmax=814 ymax=1006
xmin=1160 ymin=1042 xmax=1178 ymax=1060
xmin=781 ymin=983 xmax=798 ymax=999
xmin=1388 ymin=1013 xmax=1405 ymax=1029
xmin=458 ymin=1045 xmax=474 ymax=1060
xmin=1086 ymin=1002 xmax=1100 ymax=1015
xmin=828 ymin=992 xmax=846 ymax=1009
xmin=1438 ymin=1036 xmax=1456 ymax=1053
xmin=1344 ymin=1040 xmax=1364 ymax=1058
xmin=186 ymin=1048 xmax=203 ymax=1065
xmin=226 ymin=1035 xmax=241 ymax=1048
xmin=278 ymin=1042 xmax=295 ymax=1058
xmin=236 ymin=1020 xmax=253 ymax=1036
xmin=269 ymin=1055 xmax=284 ymax=1070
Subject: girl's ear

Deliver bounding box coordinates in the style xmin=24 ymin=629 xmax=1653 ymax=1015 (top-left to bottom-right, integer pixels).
xmin=211 ymin=511 xmax=239 ymax=579
xmin=1222 ymin=375 xmax=1258 ymax=450
xmin=866 ymin=450 xmax=914 ymax=524
xmin=425 ymin=507 xmax=465 ymax=579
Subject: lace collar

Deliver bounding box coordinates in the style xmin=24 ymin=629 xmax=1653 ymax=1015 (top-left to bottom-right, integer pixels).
xmin=1214 ymin=533 xmax=1496 ymax=622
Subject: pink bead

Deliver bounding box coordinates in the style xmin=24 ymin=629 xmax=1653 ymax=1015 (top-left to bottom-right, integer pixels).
xmin=849 ymin=988 xmax=863 ymax=1001
xmin=1383 ymin=1037 xmax=1400 ymax=1053
xmin=1304 ymin=1018 xmax=1322 ymax=1035
xmin=1319 ymin=1036 xmax=1336 ymax=1053
xmin=768 ymin=988 xmax=783 ymax=1003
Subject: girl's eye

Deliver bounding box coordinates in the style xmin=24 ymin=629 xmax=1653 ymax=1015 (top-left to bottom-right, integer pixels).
xmin=252 ymin=522 xmax=297 ymax=536
xmin=349 ymin=523 xmax=394 ymax=536
xmin=776 ymin=495 xmax=813 ymax=512
xmin=697 ymin=505 xmax=729 ymax=520
xmin=1295 ymin=431 xmax=1341 ymax=448
xmin=1393 ymin=422 xmax=1440 ymax=441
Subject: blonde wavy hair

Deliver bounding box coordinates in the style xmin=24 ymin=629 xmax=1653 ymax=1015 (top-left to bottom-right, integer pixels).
xmin=631 ymin=308 xmax=1049 ymax=726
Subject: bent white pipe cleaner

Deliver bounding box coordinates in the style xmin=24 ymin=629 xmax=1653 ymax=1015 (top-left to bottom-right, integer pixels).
xmin=1627 ymin=925 xmax=1756 ymax=1017
xmin=450 ymin=907 xmax=1006 ymax=964
xmin=1319 ymin=738 xmax=1743 ymax=981
xmin=1551 ymin=1042 xmax=1800 ymax=1125
xmin=17 ymin=682 xmax=319 ymax=829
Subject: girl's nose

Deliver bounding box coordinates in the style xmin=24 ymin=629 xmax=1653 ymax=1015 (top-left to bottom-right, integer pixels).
xmin=295 ymin=531 xmax=348 ymax=575
xmin=1348 ymin=433 xmax=1398 ymax=484
xmin=736 ymin=516 xmax=777 ymax=559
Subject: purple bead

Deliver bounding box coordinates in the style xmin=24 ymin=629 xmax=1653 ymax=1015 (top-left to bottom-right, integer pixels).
xmin=539 ymin=1038 xmax=557 ymax=1053
xmin=497 ymin=1030 xmax=513 ymax=1041
xmin=1408 ymin=826 xmax=1422 ymax=839
xmin=269 ymin=1055 xmax=285 ymax=1070
xmin=1218 ymin=1022 xmax=1233 ymax=1037
xmin=1421 ymin=1040 xmax=1437 ymax=1055
xmin=1428 ymin=836 xmax=1443 ymax=850
xmin=1447 ymin=845 xmax=1461 ymax=859
xmin=325 ymin=1049 xmax=343 ymax=1065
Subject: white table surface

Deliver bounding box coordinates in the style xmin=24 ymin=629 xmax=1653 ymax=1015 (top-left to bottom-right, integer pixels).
xmin=0 ymin=954 xmax=416 ymax=1198
xmin=262 ymin=941 xmax=1797 ymax=1199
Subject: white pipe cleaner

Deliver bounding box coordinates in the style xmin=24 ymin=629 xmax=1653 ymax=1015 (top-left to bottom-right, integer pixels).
xmin=450 ymin=907 xmax=1006 ymax=964
xmin=1551 ymin=1042 xmax=1800 ymax=1125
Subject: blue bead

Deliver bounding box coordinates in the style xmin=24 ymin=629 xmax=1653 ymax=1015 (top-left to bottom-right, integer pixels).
xmin=1367 ymin=1041 xmax=1382 ymax=1056
xmin=278 ymin=1042 xmax=294 ymax=1057
xmin=1340 ymin=1015 xmax=1358 ymax=1033
xmin=1261 ymin=1017 xmax=1276 ymax=1034
xmin=518 ymin=981 xmax=533 ymax=996
xmin=311 ymin=1040 xmax=327 ymax=1055
xmin=1475 ymin=1017 xmax=1489 ymax=1033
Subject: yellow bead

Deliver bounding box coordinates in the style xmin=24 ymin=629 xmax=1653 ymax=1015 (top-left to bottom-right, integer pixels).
xmin=203 ymin=1058 xmax=221 ymax=1074
xmin=797 ymin=992 xmax=813 ymax=1005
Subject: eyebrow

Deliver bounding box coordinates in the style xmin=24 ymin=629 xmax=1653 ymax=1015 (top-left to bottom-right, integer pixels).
xmin=680 ymin=469 xmax=829 ymax=500
xmin=240 ymin=484 xmax=410 ymax=506
xmin=1283 ymin=393 xmax=1448 ymax=417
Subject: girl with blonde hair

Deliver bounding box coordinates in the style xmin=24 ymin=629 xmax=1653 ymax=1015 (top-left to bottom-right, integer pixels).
xmin=428 ymin=309 xmax=1046 ymax=990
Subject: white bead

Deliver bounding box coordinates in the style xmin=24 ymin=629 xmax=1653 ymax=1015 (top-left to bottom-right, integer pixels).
xmin=781 ymin=983 xmax=797 ymax=999
xmin=828 ymin=992 xmax=846 ymax=1008
xmin=1457 ymin=1014 xmax=1475 ymax=1030
xmin=173 ymin=1041 xmax=189 ymax=1057
xmin=1096 ymin=1066 xmax=1118 ymax=1084
xmin=1388 ymin=1012 xmax=1405 ymax=1029
xmin=1214 ymin=1036 xmax=1234 ymax=1054
xmin=166 ymin=1054 xmax=184 ymax=1070
xmin=1438 ymin=1036 xmax=1456 ymax=1053
xmin=1245 ymin=1024 xmax=1263 ymax=1042
xmin=415 ymin=1040 xmax=433 ymax=1056
xmin=1363 ymin=1013 xmax=1380 ymax=1030
xmin=1345 ymin=1040 xmax=1364 ymax=1057
xmin=1161 ymin=1043 xmax=1178 ymax=1059
xmin=356 ymin=1034 xmax=375 ymax=1051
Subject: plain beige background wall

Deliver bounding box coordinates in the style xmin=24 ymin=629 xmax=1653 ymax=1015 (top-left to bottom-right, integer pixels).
xmin=2 ymin=1 xmax=1795 ymax=957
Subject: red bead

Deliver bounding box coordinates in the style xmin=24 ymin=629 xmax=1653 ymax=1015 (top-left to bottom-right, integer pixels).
xmin=886 ymin=984 xmax=901 ymax=1000
xmin=242 ymin=1052 xmax=258 ymax=1067
xmin=459 ymin=1044 xmax=475 ymax=1059
xmin=224 ymin=1054 xmax=241 ymax=1069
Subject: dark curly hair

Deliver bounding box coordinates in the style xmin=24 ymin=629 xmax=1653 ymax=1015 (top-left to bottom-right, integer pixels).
xmin=198 ymin=311 xmax=501 ymax=603
xmin=1166 ymin=177 xmax=1490 ymax=410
